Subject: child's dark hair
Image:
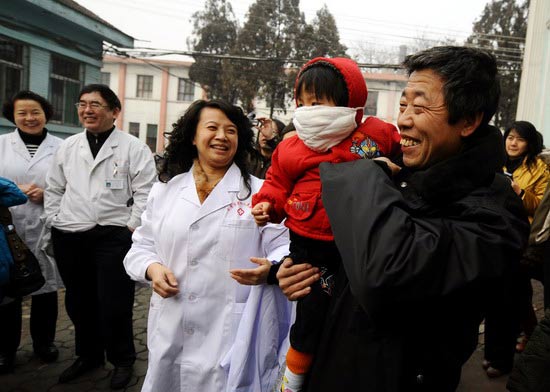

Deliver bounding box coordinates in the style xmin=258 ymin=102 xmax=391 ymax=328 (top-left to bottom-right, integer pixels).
xmin=295 ymin=62 xmax=348 ymax=106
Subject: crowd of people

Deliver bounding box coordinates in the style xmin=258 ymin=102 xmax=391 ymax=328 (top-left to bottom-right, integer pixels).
xmin=0 ymin=45 xmax=549 ymax=392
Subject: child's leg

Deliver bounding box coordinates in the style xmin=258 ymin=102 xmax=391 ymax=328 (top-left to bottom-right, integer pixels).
xmin=283 ymin=233 xmax=340 ymax=391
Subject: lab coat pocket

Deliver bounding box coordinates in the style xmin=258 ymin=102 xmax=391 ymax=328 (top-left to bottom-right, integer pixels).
xmin=114 ymin=160 xmax=130 ymax=174
xmin=215 ymin=219 xmax=257 ymax=265
xmin=220 ymin=302 xmax=247 ymax=371
xmin=147 ymin=292 xmax=165 ymax=346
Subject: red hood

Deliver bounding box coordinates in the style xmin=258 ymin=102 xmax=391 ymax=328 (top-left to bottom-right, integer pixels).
xmin=295 ymin=57 xmax=368 ymax=125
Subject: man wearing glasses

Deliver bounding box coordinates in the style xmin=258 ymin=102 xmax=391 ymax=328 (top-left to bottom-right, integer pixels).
xmin=44 ymin=84 xmax=156 ymax=389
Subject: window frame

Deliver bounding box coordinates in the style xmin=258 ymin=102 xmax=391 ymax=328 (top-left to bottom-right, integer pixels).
xmin=128 ymin=122 xmax=140 ymax=138
xmin=100 ymin=72 xmax=111 ymax=86
xmin=0 ymin=36 xmax=28 ymax=108
xmin=364 ymin=90 xmax=379 ymax=117
xmin=49 ymin=54 xmax=84 ymax=126
xmin=177 ymin=78 xmax=194 ymax=101
xmin=146 ymin=123 xmax=158 ymax=152
xmin=136 ymin=75 xmax=153 ymax=99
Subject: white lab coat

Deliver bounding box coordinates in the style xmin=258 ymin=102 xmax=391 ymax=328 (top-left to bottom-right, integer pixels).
xmin=44 ymin=129 xmax=156 ymax=232
xmin=124 ymin=163 xmax=291 ymax=392
xmin=0 ymin=130 xmax=64 ymax=294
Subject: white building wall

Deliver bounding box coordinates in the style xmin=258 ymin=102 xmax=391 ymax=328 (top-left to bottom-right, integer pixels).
xmin=101 ymin=57 xmax=202 ymax=148
xmin=516 ymin=0 xmax=550 ymax=139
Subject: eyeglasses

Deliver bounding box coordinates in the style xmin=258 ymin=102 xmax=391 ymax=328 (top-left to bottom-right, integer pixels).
xmin=75 ymin=101 xmax=110 ymax=110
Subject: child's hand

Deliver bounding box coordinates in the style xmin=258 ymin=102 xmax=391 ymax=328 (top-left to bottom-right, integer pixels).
xmin=252 ymin=202 xmax=272 ymax=226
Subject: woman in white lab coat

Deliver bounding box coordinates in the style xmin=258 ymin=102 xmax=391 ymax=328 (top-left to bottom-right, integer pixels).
xmin=0 ymin=91 xmax=64 ymax=373
xmin=124 ymin=100 xmax=291 ymax=392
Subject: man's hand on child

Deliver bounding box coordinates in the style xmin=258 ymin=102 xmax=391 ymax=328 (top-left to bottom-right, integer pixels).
xmin=252 ymin=202 xmax=271 ymax=226
xmin=374 ymin=157 xmax=402 ymax=176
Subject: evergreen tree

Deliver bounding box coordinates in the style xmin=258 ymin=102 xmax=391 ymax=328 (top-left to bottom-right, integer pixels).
xmin=235 ymin=0 xmax=347 ymax=115
xmin=188 ymin=0 xmax=348 ymax=114
xmin=233 ymin=0 xmax=300 ymax=115
xmin=309 ymin=5 xmax=347 ymax=58
xmin=467 ymin=0 xmax=529 ymax=129
xmin=188 ymin=0 xmax=239 ymax=102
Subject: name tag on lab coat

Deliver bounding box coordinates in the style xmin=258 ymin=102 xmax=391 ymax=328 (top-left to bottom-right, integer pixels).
xmin=105 ymin=179 xmax=124 ymax=189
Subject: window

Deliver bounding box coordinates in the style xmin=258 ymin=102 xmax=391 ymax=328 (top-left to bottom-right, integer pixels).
xmin=177 ymin=78 xmax=194 ymax=101
xmin=49 ymin=55 xmax=83 ymax=125
xmin=146 ymin=123 xmax=158 ymax=152
xmin=100 ymin=72 xmax=111 ymax=86
xmin=128 ymin=122 xmax=140 ymax=138
xmin=364 ymin=90 xmax=379 ymax=116
xmin=136 ymin=75 xmax=153 ymax=98
xmin=0 ymin=37 xmax=28 ymax=108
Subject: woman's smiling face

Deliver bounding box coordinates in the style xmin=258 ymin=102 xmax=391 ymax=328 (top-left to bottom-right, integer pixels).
xmin=193 ymin=107 xmax=239 ymax=174
xmin=14 ymin=99 xmax=46 ymax=135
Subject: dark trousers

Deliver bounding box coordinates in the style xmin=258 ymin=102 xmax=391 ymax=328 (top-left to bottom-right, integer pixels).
xmin=0 ymin=291 xmax=58 ymax=355
xmin=544 ymin=240 xmax=550 ymax=309
xmin=288 ymin=231 xmax=341 ymax=354
xmin=51 ymin=225 xmax=136 ymax=366
xmin=484 ymin=272 xmax=522 ymax=371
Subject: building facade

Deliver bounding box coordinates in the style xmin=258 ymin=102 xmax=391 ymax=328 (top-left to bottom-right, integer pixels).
xmin=101 ymin=55 xmax=205 ymax=152
xmin=102 ymin=54 xmax=405 ymax=153
xmin=0 ymin=0 xmax=133 ymax=136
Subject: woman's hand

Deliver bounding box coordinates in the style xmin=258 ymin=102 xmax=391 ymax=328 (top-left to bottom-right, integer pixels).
xmin=18 ymin=183 xmax=44 ymax=203
xmin=511 ymin=179 xmax=522 ymax=196
xmin=26 ymin=186 xmax=44 ymax=203
xmin=146 ymin=262 xmax=180 ymax=298
xmin=229 ymin=257 xmax=271 ymax=285
xmin=277 ymin=257 xmax=320 ymax=301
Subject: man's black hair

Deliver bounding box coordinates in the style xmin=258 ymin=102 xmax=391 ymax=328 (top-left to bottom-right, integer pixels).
xmin=403 ymin=46 xmax=500 ymax=126
xmin=78 ymin=84 xmax=121 ymax=111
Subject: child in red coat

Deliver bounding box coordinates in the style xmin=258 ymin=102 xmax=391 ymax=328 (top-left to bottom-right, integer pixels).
xmin=252 ymin=57 xmax=401 ymax=392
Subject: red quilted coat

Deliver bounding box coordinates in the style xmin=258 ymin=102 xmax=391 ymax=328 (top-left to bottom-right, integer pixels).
xmin=252 ymin=57 xmax=401 ymax=241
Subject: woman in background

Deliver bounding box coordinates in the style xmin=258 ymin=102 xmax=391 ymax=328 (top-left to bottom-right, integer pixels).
xmin=0 ymin=91 xmax=64 ymax=373
xmin=484 ymin=120 xmax=550 ymax=377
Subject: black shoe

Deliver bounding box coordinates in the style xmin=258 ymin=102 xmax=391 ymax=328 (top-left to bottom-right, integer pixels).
xmin=486 ymin=366 xmax=511 ymax=378
xmin=34 ymin=343 xmax=59 ymax=363
xmin=0 ymin=352 xmax=15 ymax=374
xmin=58 ymin=357 xmax=103 ymax=383
xmin=110 ymin=365 xmax=134 ymax=389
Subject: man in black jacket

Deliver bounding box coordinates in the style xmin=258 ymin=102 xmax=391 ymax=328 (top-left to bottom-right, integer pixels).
xmin=276 ymin=46 xmax=530 ymax=392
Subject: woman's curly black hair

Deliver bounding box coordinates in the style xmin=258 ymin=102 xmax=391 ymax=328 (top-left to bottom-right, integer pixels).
xmin=157 ymin=99 xmax=255 ymax=198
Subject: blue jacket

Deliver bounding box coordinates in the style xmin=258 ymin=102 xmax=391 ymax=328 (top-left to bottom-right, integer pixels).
xmin=0 ymin=177 xmax=28 ymax=296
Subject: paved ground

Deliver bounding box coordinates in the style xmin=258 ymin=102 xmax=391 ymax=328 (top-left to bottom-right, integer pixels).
xmin=1 ymin=281 xmax=545 ymax=391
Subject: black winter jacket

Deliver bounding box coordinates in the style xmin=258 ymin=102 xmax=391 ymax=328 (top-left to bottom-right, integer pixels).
xmin=306 ymin=125 xmax=529 ymax=392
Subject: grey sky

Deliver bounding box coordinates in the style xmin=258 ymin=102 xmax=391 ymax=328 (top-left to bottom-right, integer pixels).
xmin=76 ymin=0 xmax=490 ymax=55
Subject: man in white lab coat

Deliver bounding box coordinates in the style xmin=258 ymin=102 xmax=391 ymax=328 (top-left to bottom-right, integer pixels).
xmin=44 ymin=84 xmax=156 ymax=389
